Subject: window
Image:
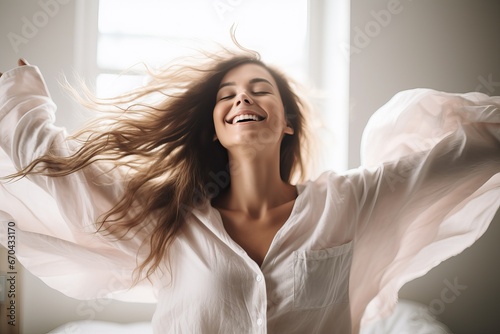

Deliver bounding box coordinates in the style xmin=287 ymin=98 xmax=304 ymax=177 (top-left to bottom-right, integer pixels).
xmin=76 ymin=0 xmax=350 ymax=173
xmin=95 ymin=0 xmax=308 ymax=97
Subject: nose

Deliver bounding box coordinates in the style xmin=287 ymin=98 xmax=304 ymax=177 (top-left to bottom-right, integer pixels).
xmin=235 ymin=92 xmax=253 ymax=106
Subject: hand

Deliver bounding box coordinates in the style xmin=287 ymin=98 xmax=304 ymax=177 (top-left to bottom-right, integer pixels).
xmin=0 ymin=58 xmax=29 ymax=78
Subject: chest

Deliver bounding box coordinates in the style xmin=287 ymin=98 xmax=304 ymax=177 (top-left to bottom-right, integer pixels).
xmin=168 ymin=201 xmax=355 ymax=297
xmin=217 ymin=201 xmax=295 ymax=266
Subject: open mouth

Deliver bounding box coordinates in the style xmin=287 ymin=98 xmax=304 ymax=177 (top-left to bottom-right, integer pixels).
xmin=227 ymin=114 xmax=265 ymax=124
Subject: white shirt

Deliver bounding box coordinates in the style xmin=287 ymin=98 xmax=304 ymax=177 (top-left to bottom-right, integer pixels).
xmin=1 ymin=66 xmax=500 ymax=334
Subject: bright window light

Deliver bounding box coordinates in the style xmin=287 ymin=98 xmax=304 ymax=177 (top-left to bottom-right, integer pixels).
xmin=96 ymin=0 xmax=308 ymax=97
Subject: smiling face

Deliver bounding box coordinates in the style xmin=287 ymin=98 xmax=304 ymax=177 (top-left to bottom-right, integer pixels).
xmin=213 ymin=63 xmax=294 ymax=152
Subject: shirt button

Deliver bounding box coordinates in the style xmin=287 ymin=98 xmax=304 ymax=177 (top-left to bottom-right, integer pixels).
xmin=256 ymin=274 xmax=263 ymax=282
xmin=257 ymin=318 xmax=263 ymax=326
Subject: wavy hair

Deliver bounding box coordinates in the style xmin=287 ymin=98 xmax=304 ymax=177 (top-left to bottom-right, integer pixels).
xmin=9 ymin=47 xmax=313 ymax=281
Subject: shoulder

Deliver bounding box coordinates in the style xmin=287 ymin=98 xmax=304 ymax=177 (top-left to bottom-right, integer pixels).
xmin=299 ymin=170 xmax=362 ymax=199
xmin=302 ymin=167 xmax=390 ymax=204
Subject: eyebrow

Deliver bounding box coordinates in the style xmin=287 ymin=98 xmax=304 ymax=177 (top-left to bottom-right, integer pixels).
xmin=218 ymin=78 xmax=274 ymax=90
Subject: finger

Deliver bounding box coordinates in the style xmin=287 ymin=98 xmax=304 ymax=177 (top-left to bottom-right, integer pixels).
xmin=18 ymin=58 xmax=29 ymax=66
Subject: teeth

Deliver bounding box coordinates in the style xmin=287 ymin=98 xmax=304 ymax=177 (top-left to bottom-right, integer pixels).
xmin=232 ymin=114 xmax=262 ymax=124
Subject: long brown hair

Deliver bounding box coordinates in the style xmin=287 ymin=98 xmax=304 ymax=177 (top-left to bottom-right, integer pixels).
xmin=8 ymin=47 xmax=312 ymax=280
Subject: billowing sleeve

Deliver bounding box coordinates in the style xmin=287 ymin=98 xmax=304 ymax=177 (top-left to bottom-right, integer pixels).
xmin=0 ymin=66 xmax=157 ymax=302
xmin=348 ymin=89 xmax=500 ymax=331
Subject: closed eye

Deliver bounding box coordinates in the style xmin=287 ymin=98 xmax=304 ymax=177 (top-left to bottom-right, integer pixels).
xmin=253 ymin=91 xmax=270 ymax=95
xmin=219 ymin=95 xmax=235 ymax=101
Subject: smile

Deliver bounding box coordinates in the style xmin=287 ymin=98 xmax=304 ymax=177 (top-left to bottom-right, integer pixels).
xmin=227 ymin=114 xmax=265 ymax=124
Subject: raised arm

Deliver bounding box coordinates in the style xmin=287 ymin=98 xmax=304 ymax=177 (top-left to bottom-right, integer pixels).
xmin=347 ymin=89 xmax=500 ymax=331
xmin=0 ymin=60 xmax=157 ymax=302
xmin=0 ymin=60 xmax=125 ymax=237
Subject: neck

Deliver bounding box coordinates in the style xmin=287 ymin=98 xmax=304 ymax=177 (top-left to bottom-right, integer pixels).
xmin=220 ymin=148 xmax=296 ymax=217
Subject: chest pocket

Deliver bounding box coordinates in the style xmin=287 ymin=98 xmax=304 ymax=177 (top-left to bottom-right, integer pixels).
xmin=293 ymin=241 xmax=353 ymax=309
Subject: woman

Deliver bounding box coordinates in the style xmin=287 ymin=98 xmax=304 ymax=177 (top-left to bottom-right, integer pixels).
xmin=1 ymin=50 xmax=500 ymax=333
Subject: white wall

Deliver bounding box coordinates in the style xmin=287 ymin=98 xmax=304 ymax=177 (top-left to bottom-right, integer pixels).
xmin=0 ymin=0 xmax=88 ymax=131
xmin=349 ymin=0 xmax=500 ymax=167
xmin=348 ymin=1 xmax=500 ymax=333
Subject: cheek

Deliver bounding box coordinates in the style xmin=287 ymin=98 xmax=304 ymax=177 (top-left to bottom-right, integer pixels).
xmin=212 ymin=106 xmax=225 ymax=133
xmin=213 ymin=102 xmax=227 ymax=119
xmin=269 ymin=102 xmax=287 ymax=123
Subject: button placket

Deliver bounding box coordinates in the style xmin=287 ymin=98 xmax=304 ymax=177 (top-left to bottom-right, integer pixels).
xmin=253 ymin=270 xmax=267 ymax=331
